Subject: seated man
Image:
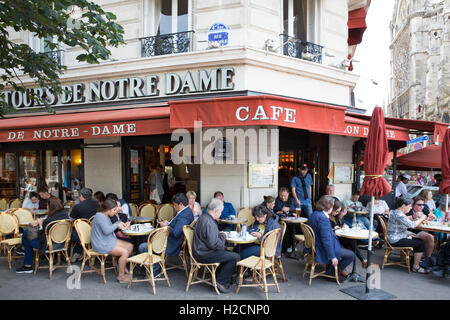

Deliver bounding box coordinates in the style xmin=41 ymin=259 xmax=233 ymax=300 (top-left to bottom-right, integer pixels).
xmin=202 ymin=191 xmax=235 ymax=219
xmin=138 ymin=193 xmax=193 ymax=275
xmin=70 ymin=188 xmax=100 ymax=261
xmin=38 ymin=188 xmax=55 ymax=210
xmin=274 ymin=187 xmax=298 ymax=254
xmin=342 ymin=191 xmax=372 ymax=230
xmin=22 ymin=191 xmax=39 ymax=210
xmin=325 ymin=185 xmax=340 ymax=202
xmin=193 ymin=198 xmax=240 ymax=293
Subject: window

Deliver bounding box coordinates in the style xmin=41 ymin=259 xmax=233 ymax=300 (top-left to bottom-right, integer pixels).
xmin=29 ymin=34 xmax=63 ymax=65
xmin=145 ymin=0 xmax=191 ymax=36
xmin=282 ymin=0 xmax=318 ymax=43
xmin=142 ymin=0 xmax=193 ymax=57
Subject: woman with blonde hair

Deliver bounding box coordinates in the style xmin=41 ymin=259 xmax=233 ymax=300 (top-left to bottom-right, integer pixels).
xmin=418 ymin=189 xmax=436 ymax=216
xmin=186 ymin=190 xmax=202 ymax=218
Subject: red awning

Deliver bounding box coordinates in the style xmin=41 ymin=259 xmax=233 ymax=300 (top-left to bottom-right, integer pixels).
xmin=344 ymin=116 xmax=410 ymax=141
xmin=348 ymin=2 xmax=370 ymax=46
xmin=170 ymin=95 xmax=347 ymax=135
xmin=347 ymin=113 xmax=449 ymax=143
xmin=396 ymin=144 xmax=442 ymax=170
xmin=0 ymin=107 xmax=171 ymax=142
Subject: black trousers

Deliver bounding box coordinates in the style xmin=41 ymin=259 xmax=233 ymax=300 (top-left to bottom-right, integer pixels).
xmin=195 ymin=250 xmax=240 ymax=285
xmin=391 ymin=238 xmax=425 ymax=253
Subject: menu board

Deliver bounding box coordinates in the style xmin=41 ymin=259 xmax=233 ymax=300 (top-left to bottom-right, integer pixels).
xmin=248 ymin=163 xmax=276 ymax=188
xmin=333 ymin=163 xmax=354 ymax=184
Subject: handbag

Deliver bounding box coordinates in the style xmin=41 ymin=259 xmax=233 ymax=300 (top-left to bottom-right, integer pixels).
xmin=26 ymin=224 xmax=40 ymax=241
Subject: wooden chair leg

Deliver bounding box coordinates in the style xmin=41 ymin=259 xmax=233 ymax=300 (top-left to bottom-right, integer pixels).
xmin=79 ymin=254 xmax=87 ymax=282
xmin=262 ymin=268 xmax=268 ymax=300
xmin=100 ymin=258 xmax=106 ymax=284
xmin=7 ymin=246 xmax=12 ymax=270
xmin=149 ymin=264 xmax=156 ymax=295
xmin=236 ymin=266 xmax=244 ymax=294
xmin=211 ymin=266 xmax=220 ymax=295
xmin=382 ymin=249 xmax=390 ymax=269
xmin=186 ymin=264 xmax=195 ymax=293
xmin=334 ymin=265 xmax=340 ymax=286
xmin=405 ymin=250 xmax=411 ymax=273
xmin=128 ymin=262 xmax=135 ymax=288
xmin=309 ymin=262 xmax=316 ymax=286
xmin=271 ymin=266 xmax=280 ymax=293
xmin=277 ymin=257 xmax=286 ymax=281
xmin=34 ymin=250 xmax=39 ymax=275
xmin=49 ymin=253 xmax=54 ymax=280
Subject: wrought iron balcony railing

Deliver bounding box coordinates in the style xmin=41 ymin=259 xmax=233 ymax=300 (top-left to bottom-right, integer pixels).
xmin=280 ymin=34 xmax=323 ymax=64
xmin=42 ymin=49 xmax=64 ymax=66
xmin=141 ymin=31 xmax=195 ymax=57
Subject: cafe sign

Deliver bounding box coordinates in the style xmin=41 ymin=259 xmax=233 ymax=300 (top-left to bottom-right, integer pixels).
xmin=1 ymin=68 xmax=235 ymax=110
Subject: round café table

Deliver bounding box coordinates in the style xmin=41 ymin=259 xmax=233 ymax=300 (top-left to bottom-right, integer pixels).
xmin=121 ymin=226 xmax=154 ymax=237
xmin=220 ymin=217 xmax=247 ymax=232
xmin=226 ymin=233 xmax=258 ymax=245
xmin=31 ymin=210 xmax=48 ymax=219
xmin=131 ymin=216 xmax=155 ymax=224
xmin=335 ymin=228 xmax=378 ymax=283
xmin=280 ymin=217 xmax=308 ymax=224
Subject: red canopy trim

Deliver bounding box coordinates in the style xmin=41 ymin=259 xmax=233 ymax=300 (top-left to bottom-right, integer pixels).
xmin=344 ymin=116 xmax=410 ymax=141
xmin=0 ymin=107 xmax=171 ymax=142
xmin=396 ymin=144 xmax=441 ymax=170
xmin=348 ymin=4 xmax=369 ymax=46
xmin=170 ymin=95 xmax=347 ymax=135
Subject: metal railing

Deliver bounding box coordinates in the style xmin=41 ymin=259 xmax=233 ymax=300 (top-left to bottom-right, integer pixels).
xmin=140 ymin=31 xmax=195 ymax=57
xmin=43 ymin=49 xmax=64 ymax=65
xmin=280 ymin=34 xmax=323 ymax=64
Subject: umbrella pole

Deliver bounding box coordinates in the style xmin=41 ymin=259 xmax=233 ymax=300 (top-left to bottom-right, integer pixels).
xmin=365 ymin=195 xmax=375 ymax=294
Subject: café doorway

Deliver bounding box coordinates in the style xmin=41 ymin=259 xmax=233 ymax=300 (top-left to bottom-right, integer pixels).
xmin=278 ymin=127 xmax=329 ymax=204
xmin=122 ymin=135 xmax=200 ymax=205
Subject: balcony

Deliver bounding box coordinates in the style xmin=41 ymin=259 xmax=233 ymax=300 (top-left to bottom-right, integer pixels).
xmin=280 ymin=34 xmax=323 ymax=64
xmin=141 ymin=31 xmax=195 ymax=57
xmin=42 ymin=49 xmax=64 ymax=66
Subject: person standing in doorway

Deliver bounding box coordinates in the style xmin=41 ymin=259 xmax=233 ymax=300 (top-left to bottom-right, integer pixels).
xmin=149 ymin=165 xmax=164 ymax=204
xmin=290 ymin=163 xmax=313 ymax=218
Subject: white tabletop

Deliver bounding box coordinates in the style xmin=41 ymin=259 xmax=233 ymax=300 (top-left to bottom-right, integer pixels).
xmin=335 ymin=228 xmax=378 ymax=240
xmin=281 ymin=217 xmax=308 ymax=223
xmin=122 ymin=225 xmax=154 ymax=236
xmin=226 ymin=232 xmax=257 ymax=244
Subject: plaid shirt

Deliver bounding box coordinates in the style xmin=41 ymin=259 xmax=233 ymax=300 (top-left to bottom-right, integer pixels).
xmin=387 ymin=209 xmax=416 ymax=244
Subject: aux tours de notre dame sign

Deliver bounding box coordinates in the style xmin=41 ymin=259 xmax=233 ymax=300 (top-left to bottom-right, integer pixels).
xmin=1 ymin=67 xmax=235 ymax=110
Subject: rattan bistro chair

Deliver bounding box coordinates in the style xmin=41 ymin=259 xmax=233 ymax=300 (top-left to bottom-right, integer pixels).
xmin=129 ymin=203 xmax=139 ymax=218
xmin=13 ymin=208 xmax=34 ymax=227
xmin=301 ymin=223 xmax=340 ymax=286
xmin=0 ymin=213 xmax=22 ymax=270
xmin=33 ymin=219 xmax=73 ymax=280
xmin=8 ymin=198 xmax=22 ymax=209
xmin=237 ymin=208 xmax=254 ymax=232
xmin=378 ymin=215 xmax=413 ymax=273
xmin=157 ymin=204 xmax=175 ymax=222
xmin=236 ymin=228 xmax=281 ymax=300
xmin=183 ymin=225 xmax=220 ymax=295
xmin=0 ymin=198 xmax=7 ymax=211
xmin=140 ymin=203 xmax=157 ymax=226
xmin=74 ymin=219 xmax=117 ymax=284
xmin=274 ymin=221 xmax=287 ymax=281
xmin=127 ymin=226 xmax=171 ymax=295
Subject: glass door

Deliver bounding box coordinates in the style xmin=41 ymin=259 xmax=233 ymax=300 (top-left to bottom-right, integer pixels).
xmin=129 ymin=148 xmax=142 ymax=204
xmin=18 ymin=151 xmax=38 ymax=199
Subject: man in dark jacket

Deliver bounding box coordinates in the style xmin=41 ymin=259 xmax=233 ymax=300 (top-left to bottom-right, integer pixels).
xmin=193 ymin=198 xmax=240 ymax=293
xmin=70 ymin=188 xmax=99 ymax=261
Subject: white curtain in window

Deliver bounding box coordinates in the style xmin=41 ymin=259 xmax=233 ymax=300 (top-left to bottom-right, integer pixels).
xmin=154 ymin=0 xmax=162 ymax=35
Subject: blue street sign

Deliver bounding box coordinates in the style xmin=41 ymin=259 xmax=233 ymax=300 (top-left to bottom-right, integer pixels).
xmin=406 ymin=135 xmax=429 ymax=145
xmin=208 ymin=23 xmax=230 ymax=47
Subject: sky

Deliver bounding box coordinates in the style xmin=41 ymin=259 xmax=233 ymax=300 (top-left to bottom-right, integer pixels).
xmin=352 ymin=1 xmax=395 ymax=115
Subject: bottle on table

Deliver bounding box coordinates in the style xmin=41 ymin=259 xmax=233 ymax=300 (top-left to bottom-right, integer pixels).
xmin=241 ymin=224 xmax=247 ymax=240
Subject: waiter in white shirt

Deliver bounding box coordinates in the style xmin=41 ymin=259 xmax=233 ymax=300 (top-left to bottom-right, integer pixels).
xmin=395 ymin=174 xmax=411 ymax=198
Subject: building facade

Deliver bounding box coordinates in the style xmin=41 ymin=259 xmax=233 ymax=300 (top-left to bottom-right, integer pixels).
xmin=388 ymin=0 xmax=450 ymax=126
xmin=2 ymin=0 xmax=391 ymax=209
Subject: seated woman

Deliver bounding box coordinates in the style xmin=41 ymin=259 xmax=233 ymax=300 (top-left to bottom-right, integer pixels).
xmin=94 ymin=191 xmax=105 ymax=208
xmin=234 ymin=204 xmax=281 ymax=260
xmin=307 ymin=195 xmax=354 ymax=279
xmin=187 ymin=190 xmax=202 ymax=219
xmin=110 ymin=200 xmax=132 ymax=244
xmin=419 ymin=189 xmax=436 ymax=216
xmin=22 ymin=191 xmax=39 ymax=211
xmin=432 ymin=201 xmax=449 ymax=242
xmin=406 ymin=196 xmax=436 ymax=269
xmin=91 ymin=199 xmax=133 ymax=283
xmin=366 ymin=195 xmax=390 ymax=234
xmin=329 ymin=200 xmax=368 ymax=269
xmin=16 ymin=197 xmax=69 ymax=273
xmin=387 ymin=197 xmax=428 ymax=274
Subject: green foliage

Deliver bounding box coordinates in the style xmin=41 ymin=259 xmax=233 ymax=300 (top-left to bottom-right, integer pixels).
xmin=0 ymin=0 xmax=125 ymax=116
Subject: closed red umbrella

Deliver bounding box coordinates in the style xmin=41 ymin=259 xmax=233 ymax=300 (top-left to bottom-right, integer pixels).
xmin=440 ymin=128 xmax=450 ymax=215
xmin=440 ymin=128 xmax=450 ymax=195
xmin=360 ymin=107 xmax=391 ymax=294
xmin=360 ymin=107 xmax=392 ymax=197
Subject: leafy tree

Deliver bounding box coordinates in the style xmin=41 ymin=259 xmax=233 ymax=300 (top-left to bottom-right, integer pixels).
xmin=0 ymin=0 xmax=125 ymax=116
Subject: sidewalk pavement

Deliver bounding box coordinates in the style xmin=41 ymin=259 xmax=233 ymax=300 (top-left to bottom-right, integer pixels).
xmin=0 ymin=247 xmax=448 ymax=300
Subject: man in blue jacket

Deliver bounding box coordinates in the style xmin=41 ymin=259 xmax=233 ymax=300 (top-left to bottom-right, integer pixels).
xmin=290 ymin=163 xmax=313 ymax=217
xmin=138 ymin=193 xmax=193 ymax=276
xmin=202 ymin=191 xmax=236 ymax=231
xmin=307 ymin=195 xmax=354 ymax=279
